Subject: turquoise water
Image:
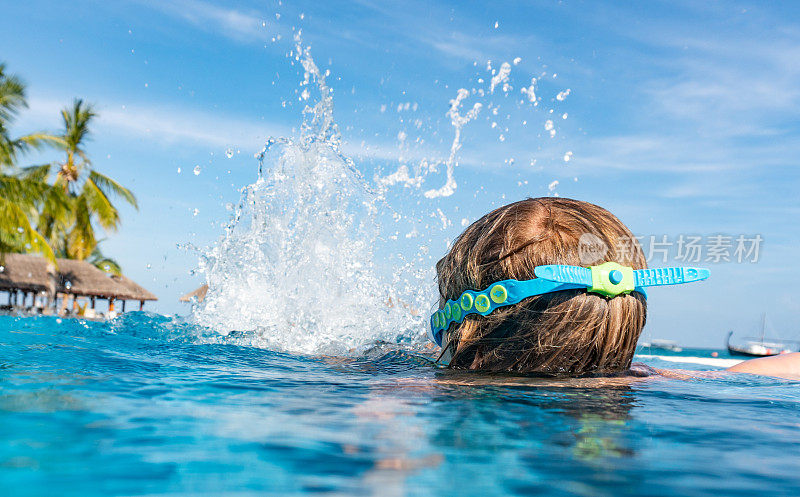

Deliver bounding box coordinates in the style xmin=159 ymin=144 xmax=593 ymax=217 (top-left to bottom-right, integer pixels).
xmin=2 ymin=313 xmax=799 ymax=496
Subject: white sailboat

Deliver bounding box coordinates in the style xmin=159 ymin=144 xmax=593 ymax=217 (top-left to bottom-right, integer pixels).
xmin=726 ymin=313 xmax=796 ymax=357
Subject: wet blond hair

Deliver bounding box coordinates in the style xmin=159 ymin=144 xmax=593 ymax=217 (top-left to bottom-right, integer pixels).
xmin=436 ymin=197 xmax=647 ymax=376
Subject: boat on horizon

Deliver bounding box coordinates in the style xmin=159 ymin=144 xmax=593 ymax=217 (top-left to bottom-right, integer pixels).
xmin=726 ymin=313 xmax=797 ymax=357
xmin=639 ymin=339 xmax=683 ymax=352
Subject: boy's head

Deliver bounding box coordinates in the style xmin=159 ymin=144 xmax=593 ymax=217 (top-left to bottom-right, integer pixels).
xmin=435 ymin=197 xmax=647 ymax=375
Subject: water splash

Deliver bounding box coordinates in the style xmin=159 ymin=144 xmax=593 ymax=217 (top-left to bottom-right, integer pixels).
xmin=190 ymin=33 xmax=418 ymax=355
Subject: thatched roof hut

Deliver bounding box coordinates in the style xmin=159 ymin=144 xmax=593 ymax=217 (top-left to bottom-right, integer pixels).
xmin=179 ymin=283 xmax=208 ymax=303
xmin=0 ymin=253 xmax=157 ymax=305
xmin=112 ymin=274 xmax=158 ymax=301
xmin=0 ymin=253 xmax=54 ymax=294
xmin=55 ymin=258 xmax=132 ymax=298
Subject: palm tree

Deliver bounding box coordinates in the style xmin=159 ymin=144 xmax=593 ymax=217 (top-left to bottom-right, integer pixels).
xmin=0 ymin=63 xmax=60 ymax=263
xmin=0 ymin=64 xmax=136 ymax=270
xmin=28 ymin=99 xmax=138 ymax=261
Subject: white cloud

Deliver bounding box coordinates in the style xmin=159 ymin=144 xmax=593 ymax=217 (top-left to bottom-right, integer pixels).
xmin=137 ymin=0 xmax=275 ymax=43
xmin=644 ymin=59 xmax=800 ymax=129
xmin=405 ymin=27 xmax=542 ymax=67
xmin=556 ymin=8 xmax=800 ymax=182
xmin=22 ymin=94 xmax=289 ymax=149
xmin=615 ymin=9 xmax=800 ymax=129
xmin=428 ymin=37 xmax=489 ymax=63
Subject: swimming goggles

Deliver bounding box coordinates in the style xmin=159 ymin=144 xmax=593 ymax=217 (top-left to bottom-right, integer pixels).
xmin=428 ymin=262 xmax=709 ymax=347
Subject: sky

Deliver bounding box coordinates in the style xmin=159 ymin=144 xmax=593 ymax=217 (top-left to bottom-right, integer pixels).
xmin=2 ymin=0 xmax=799 ymax=346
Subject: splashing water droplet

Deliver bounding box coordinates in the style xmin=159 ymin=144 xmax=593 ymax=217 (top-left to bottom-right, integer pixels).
xmin=0 ymin=266 xmax=4 ymax=273
xmin=192 ymin=208 xmax=200 ymax=217
xmin=193 ymin=165 xmax=201 ymax=175
xmin=522 ymin=77 xmax=537 ymax=105
xmin=146 ymin=264 xmax=152 ymax=270
xmin=16 ymin=227 xmax=24 ymax=234
xmin=548 ymin=180 xmax=559 ymax=192
xmin=544 ymin=120 xmax=554 ymax=131
xmin=177 ymin=167 xmax=182 ymax=174
xmin=65 ymin=280 xmax=72 ymax=290
xmin=489 ymin=62 xmax=511 ymax=94
xmin=225 ymin=148 xmax=234 ymax=158
xmin=563 ymin=151 xmax=573 ymax=162
xmin=556 ymin=88 xmax=571 ymax=101
xmin=423 ymin=88 xmax=482 ymax=199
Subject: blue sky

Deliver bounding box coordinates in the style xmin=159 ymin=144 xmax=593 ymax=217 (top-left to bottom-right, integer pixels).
xmin=2 ymin=0 xmax=799 ymax=346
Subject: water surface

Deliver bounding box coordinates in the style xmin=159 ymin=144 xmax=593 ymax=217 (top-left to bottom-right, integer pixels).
xmin=2 ymin=313 xmax=799 ymax=496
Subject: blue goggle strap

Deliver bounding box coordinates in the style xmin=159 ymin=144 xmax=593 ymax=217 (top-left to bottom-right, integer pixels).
xmin=428 ymin=278 xmax=587 ymax=347
xmin=534 ymin=264 xmax=710 ymax=290
xmin=429 ymin=262 xmax=709 ymax=347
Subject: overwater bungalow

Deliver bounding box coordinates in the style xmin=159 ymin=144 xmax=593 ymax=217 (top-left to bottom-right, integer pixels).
xmin=0 ymin=253 xmax=157 ymax=318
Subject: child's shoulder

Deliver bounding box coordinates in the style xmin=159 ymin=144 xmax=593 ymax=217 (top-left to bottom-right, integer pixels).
xmin=727 ymin=352 xmax=800 ymax=380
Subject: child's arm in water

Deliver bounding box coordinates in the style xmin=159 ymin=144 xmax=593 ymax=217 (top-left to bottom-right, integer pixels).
xmin=726 ymin=352 xmax=800 ymax=380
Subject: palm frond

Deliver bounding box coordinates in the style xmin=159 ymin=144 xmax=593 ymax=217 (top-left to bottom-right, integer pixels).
xmin=19 ymin=163 xmax=54 ymax=182
xmin=88 ymin=245 xmax=122 ymax=275
xmin=38 ymin=183 xmax=73 ymax=228
xmin=18 ymin=132 xmax=65 ymax=151
xmin=0 ymin=174 xmax=44 ymax=204
xmin=82 ymin=177 xmax=120 ymax=231
xmin=0 ymin=194 xmax=56 ymax=264
xmin=89 ymin=170 xmax=138 ymax=209
xmin=65 ymin=196 xmax=96 ymax=260
xmin=0 ymin=65 xmax=63 ymax=168
xmin=61 ymin=98 xmax=96 ymax=156
xmin=0 ymin=63 xmax=27 ymax=123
